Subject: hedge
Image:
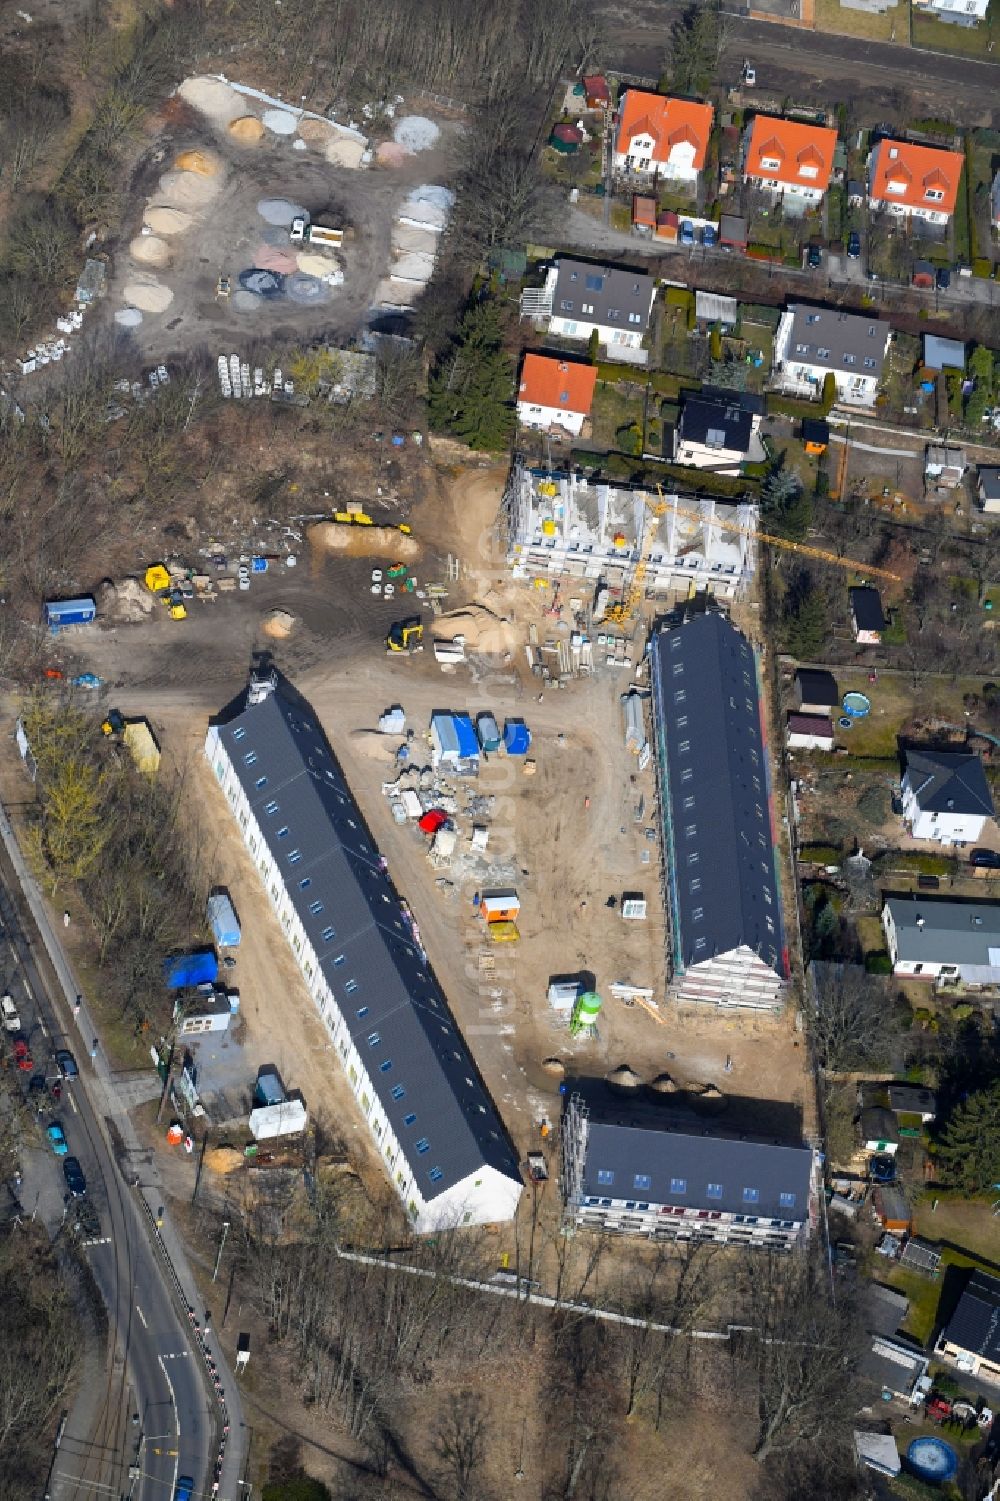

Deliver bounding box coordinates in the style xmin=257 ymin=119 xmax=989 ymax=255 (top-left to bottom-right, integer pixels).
xmin=658 ymin=465 xmax=751 ymax=497
xmin=865 ymin=952 xmax=893 ymax=975
xmin=973 ymin=257 xmax=992 ymax=278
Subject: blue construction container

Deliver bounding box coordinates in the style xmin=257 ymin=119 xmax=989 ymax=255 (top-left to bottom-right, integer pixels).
xmin=503 ymin=720 xmax=531 ymax=756
xmin=207 ymin=892 xmax=241 ymax=947
xmin=163 ymin=949 xmax=218 ymax=990
xmin=44 ymin=596 xmax=96 ymax=631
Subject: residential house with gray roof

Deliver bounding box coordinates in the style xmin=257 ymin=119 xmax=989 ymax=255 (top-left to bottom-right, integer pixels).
xmin=773 ymin=304 xmax=891 ymax=406
xmin=882 ymin=896 xmax=1000 ymax=985
xmin=901 ymin=747 xmax=994 ymax=845
xmin=541 ymin=257 xmax=656 ymax=365
xmin=561 ymin=1083 xmax=813 ymax=1248
xmin=205 ymin=668 xmax=523 ymax=1232
xmin=650 ymin=608 xmax=789 ymax=1011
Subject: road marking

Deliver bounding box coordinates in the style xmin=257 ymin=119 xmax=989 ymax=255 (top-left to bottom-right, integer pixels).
xmin=67 ymin=1090 xmax=78 ymax=1115
xmin=135 ymin=1303 xmax=148 ymax=1329
xmin=157 ymin=1353 xmax=181 ymax=1500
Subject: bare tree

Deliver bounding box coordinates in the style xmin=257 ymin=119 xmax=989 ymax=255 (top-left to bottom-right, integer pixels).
xmin=807 ymin=962 xmax=894 ymax=1072
xmin=433 ymin=1392 xmax=491 ymax=1501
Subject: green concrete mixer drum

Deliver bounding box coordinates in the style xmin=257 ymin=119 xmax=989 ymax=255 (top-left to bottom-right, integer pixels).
xmin=570 ymin=991 xmax=602 ymax=1035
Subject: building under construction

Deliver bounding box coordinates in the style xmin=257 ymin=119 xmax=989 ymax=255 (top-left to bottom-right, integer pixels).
xmin=502 ymin=463 xmax=758 ymax=603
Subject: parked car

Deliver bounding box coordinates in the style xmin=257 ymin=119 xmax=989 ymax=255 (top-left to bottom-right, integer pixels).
xmin=847 ymin=231 xmax=861 ymax=260
xmin=55 ymin=1049 xmax=79 ymax=1079
xmin=174 ymin=1479 xmax=195 ymax=1501
xmin=807 ymin=244 xmax=822 ymax=269
xmin=702 ymin=223 xmax=717 ymax=248
xmin=971 ymin=848 xmax=1000 ymax=869
xmin=62 ymin=1156 xmax=86 ymax=1197
xmin=46 ymin=1122 xmax=68 ymax=1156
xmin=742 ymin=60 xmax=756 ymax=86
xmin=1 ymin=992 xmax=21 ymax=1032
xmin=238 ymin=564 xmax=251 ymax=591
xmin=936 ymin=266 xmax=951 ymax=290
xmin=680 ymin=220 xmax=695 ymax=246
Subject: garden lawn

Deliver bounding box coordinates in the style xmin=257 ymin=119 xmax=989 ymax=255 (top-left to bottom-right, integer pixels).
xmin=590 ymin=381 xmax=646 ymax=453
xmin=913 ymin=1197 xmax=1000 ymax=1268
xmin=815 ymin=0 xmax=900 ymax=41
xmin=913 ymin=8 xmax=1000 ymax=56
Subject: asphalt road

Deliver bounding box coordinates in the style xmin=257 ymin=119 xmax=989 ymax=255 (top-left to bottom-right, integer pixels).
xmin=0 ymin=840 xmax=218 ymax=1501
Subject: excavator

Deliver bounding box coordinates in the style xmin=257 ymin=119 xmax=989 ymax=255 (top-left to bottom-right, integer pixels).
xmin=386 ymin=618 xmax=424 ymax=654
xmin=332 ymin=509 xmax=412 ymax=536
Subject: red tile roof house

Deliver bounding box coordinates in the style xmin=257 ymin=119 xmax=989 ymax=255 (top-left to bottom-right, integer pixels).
xmin=614 ymin=91 xmax=714 ymax=186
xmin=742 ymin=115 xmax=838 ymax=206
xmin=516 ymin=353 xmax=598 ymax=439
xmin=867 ymin=138 xmax=964 ymax=227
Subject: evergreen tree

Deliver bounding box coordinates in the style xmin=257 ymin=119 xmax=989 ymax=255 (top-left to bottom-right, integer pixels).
xmin=821 ymin=372 xmax=837 ymax=413
xmin=427 ymin=299 xmax=514 ymax=452
xmin=783 ymin=588 xmax=828 ymax=658
xmin=707 ymin=356 xmax=748 ymax=391
xmin=934 ymin=1080 xmax=1000 ymax=1195
xmin=761 ymin=460 xmax=812 ymax=542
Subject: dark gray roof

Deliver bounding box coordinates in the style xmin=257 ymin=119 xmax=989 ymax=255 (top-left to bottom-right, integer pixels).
xmin=979 ymin=467 xmax=1000 ymax=501
xmin=861 ymin=1107 xmax=899 ymax=1145
xmin=887 ymin=1084 xmax=936 ymax=1118
xmin=218 ymin=686 xmax=521 ymax=1202
xmin=719 ymin=213 xmax=747 ymax=244
xmin=785 ymin=304 xmax=890 ymax=380
xmin=651 ymin=612 xmax=786 ymax=978
xmin=943 ymin=1271 xmax=1000 ymax=1361
xmin=678 ymin=396 xmax=753 ymax=454
xmin=552 ymin=257 xmax=654 ymax=333
xmin=796 ymin=667 xmax=839 ymax=707
xmin=850 ymin=586 xmax=885 ymax=632
xmin=903 ymin=748 xmax=994 ymax=818
xmin=700 ymin=385 xmax=765 ymax=417
xmin=885 ymin=895 xmax=1000 ymax=965
xmin=578 ymin=1102 xmax=811 ymax=1221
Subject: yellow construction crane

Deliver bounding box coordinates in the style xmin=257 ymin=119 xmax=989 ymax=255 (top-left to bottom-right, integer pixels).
xmin=604 ymin=490 xmax=900 ymax=623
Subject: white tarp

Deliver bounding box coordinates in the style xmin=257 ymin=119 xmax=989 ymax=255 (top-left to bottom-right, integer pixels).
xmin=249 ymin=1099 xmax=308 ymax=1139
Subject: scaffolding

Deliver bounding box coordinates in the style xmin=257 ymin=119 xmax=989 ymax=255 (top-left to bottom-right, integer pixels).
xmin=560 ymin=1093 xmax=589 ymax=1214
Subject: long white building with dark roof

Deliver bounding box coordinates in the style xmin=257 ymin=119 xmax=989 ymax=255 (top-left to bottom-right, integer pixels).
xmin=204 ymin=669 xmax=524 ymax=1232
xmin=651 ymin=609 xmax=789 ymax=1011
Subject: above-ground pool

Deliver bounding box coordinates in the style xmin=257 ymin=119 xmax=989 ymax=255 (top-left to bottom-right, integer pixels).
xmin=842 ymin=691 xmax=872 ymax=719
xmin=906 ymin=1436 xmax=958 ymax=1483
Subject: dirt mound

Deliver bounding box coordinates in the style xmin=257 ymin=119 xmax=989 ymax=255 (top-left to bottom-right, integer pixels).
xmin=174 ymin=148 xmax=220 ymax=176
xmin=178 ymin=75 xmax=242 ymax=124
xmin=255 ymin=244 xmax=298 ymax=274
xmin=228 ymin=115 xmax=265 ymax=144
xmin=607 ymin=1064 xmax=642 ymax=1090
xmin=324 ymin=136 xmax=366 ymax=169
xmin=376 ymin=141 xmax=409 ymax=168
xmin=205 ymin=1146 xmax=245 ymax=1175
xmin=262 ymin=608 xmax=296 ymax=639
xmin=98 ymin=577 xmax=155 ymax=622
xmin=296 ymin=252 xmax=339 ymax=278
xmin=308 ymin=522 xmax=421 ymax=561
xmin=432 ymin=603 xmax=517 ymax=655
xmin=158 ymin=170 xmax=221 ymax=208
xmin=130 ymin=235 xmax=171 ymax=267
xmin=296 ymin=118 xmax=333 ymax=144
xmin=122 ymin=276 xmax=174 ymax=313
xmin=263 ymin=108 xmax=297 ymax=134
xmin=144 ymin=206 xmax=193 ymax=235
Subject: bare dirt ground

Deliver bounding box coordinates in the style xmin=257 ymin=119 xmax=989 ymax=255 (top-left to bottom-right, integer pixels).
xmin=102 ymin=94 xmax=458 ymax=363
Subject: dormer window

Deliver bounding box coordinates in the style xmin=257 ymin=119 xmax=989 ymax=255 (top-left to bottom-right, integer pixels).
xmin=925 ymin=188 xmax=943 ymax=202
xmin=760 ymin=156 xmax=781 ymax=171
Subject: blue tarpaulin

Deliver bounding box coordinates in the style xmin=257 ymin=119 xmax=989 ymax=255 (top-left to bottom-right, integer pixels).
xmin=452 ymin=714 xmax=479 ymax=758
xmin=503 ymin=720 xmax=531 ymax=755
xmin=431 ymin=712 xmax=480 ymax=763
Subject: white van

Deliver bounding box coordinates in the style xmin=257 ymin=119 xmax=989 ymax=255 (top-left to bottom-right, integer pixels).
xmin=1 ymin=992 xmax=22 ymax=1032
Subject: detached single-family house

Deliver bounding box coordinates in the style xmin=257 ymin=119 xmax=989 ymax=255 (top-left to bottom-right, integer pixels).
xmin=795 ymin=668 xmax=839 ymax=716
xmin=786 ymin=713 xmax=835 ymax=750
xmin=901 ymin=747 xmax=994 ymax=845
xmin=913 ymin=0 xmax=989 ymax=24
xmin=743 ymin=115 xmax=838 ymax=204
xmin=849 ymin=586 xmax=886 ymax=644
xmin=868 ymin=138 xmax=964 ymax=226
xmin=925 ymin=445 xmax=967 ymax=489
xmin=882 ymin=895 xmax=1000 ymax=983
xmin=922 ymin=334 xmax=966 ymax=372
xmin=543 ymin=258 xmax=656 ymax=362
xmin=886 ymin=1084 xmax=937 ymax=1122
xmin=516 ymin=353 xmax=597 ymax=438
xmin=937 ymin=1271 xmax=1000 ymax=1386
xmin=614 ymin=91 xmax=714 ymax=184
xmin=978 ymin=467 xmax=1000 ymax=514
xmin=673 ymin=394 xmax=756 ymax=473
xmin=774 ymin=305 xmax=890 ymax=407
xmin=561 ymin=1083 xmax=813 ymax=1248
xmin=582 ymin=75 xmax=611 ymax=111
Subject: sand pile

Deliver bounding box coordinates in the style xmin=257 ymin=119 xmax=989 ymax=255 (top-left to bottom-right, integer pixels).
xmin=178 ymin=76 xmax=243 ymax=124
xmin=263 ymin=108 xmax=297 ymax=134
xmin=159 ymin=170 xmax=221 ymax=208
xmin=255 ymin=244 xmax=298 ymax=274
xmin=324 ymin=136 xmax=366 ymax=169
xmin=229 ymin=115 xmax=265 ymax=143
xmin=391 ymin=251 xmax=434 ymax=284
xmin=98 ymin=578 xmax=155 ymax=621
xmin=607 ymin=1064 xmax=642 ymax=1091
xmin=392 ymin=223 xmax=439 ymax=257
xmin=257 ymin=197 xmax=305 ymax=226
xmin=296 ymin=252 xmax=338 ymax=278
xmin=375 ymin=277 xmax=420 ymax=307
xmin=393 ymin=115 xmax=440 ymax=151
xmin=130 ymin=235 xmax=171 ymax=267
xmin=432 ymin=603 xmax=517 ymax=656
xmin=122 ymin=276 xmax=173 ymax=313
xmin=297 ymin=118 xmax=333 ymax=144
xmin=262 ymin=608 xmax=296 ymax=639
xmin=309 ymin=522 xmax=421 ymax=562
xmin=376 ymin=141 xmax=408 ymax=168
xmin=174 ymin=148 xmax=220 ymax=175
xmin=144 ymin=206 xmax=193 ymax=235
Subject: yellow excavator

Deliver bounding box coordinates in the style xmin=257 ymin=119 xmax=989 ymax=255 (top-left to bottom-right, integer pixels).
xmin=386 ymin=618 xmax=423 ymax=654
xmin=333 ymin=510 xmax=412 ymax=536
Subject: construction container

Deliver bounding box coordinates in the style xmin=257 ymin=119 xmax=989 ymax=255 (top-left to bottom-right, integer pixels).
xmin=503 ymin=720 xmax=531 ymax=755
xmin=207 ymin=892 xmax=241 ymax=947
xmin=480 ymin=889 xmax=520 ymax=923
xmin=476 ymin=712 xmax=501 ymax=753
xmin=547 ymin=981 xmax=580 ymax=1011
xmin=43 ymin=596 xmax=96 ymax=630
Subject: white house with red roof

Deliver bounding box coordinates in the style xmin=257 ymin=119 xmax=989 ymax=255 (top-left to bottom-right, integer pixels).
xmin=743 ymin=115 xmax=838 ymax=205
xmin=516 ymin=353 xmax=597 ymax=438
xmin=867 ymin=138 xmax=964 ymax=226
xmin=614 ymin=91 xmax=714 ymax=185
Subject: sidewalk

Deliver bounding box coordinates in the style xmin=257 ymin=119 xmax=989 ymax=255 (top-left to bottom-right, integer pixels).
xmin=0 ymin=799 xmax=247 ymax=1501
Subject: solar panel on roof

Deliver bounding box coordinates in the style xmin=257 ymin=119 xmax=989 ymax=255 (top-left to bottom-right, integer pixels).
xmin=584 ymin=273 xmax=603 ymax=290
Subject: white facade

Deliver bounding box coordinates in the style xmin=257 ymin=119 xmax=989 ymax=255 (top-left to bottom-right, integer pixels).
xmin=901 ymin=778 xmax=987 ymax=845
xmin=542 ymin=265 xmax=649 ymax=361
xmin=516 ymin=398 xmax=586 ymax=437
xmin=204 ymin=719 xmax=521 ymax=1233
xmin=914 ymin=0 xmax=989 ymax=21
xmin=615 ymin=130 xmax=698 ymax=183
xmin=673 ymin=434 xmax=747 ymax=473
xmin=669 ymin=945 xmax=787 ymax=1011
xmin=787 ymin=723 xmax=835 ymax=751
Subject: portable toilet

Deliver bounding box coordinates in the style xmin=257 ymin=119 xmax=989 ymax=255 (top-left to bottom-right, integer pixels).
xmin=476 ymin=712 xmax=501 ymax=753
